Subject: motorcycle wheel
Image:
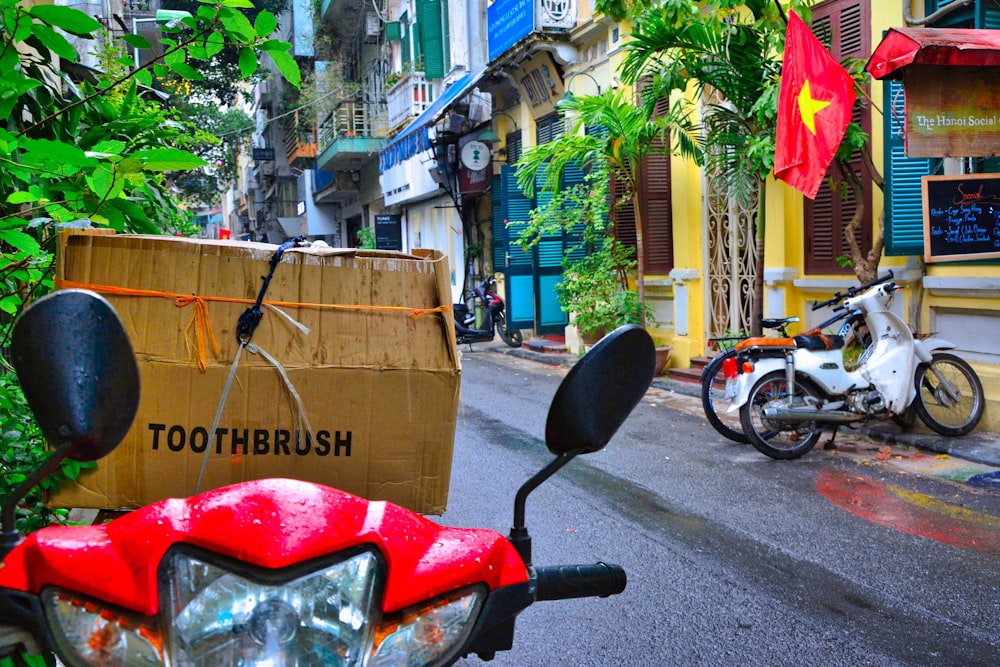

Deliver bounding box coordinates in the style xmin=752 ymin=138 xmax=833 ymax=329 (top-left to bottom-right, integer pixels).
xmin=911 ymin=352 xmax=984 ymax=436
xmin=739 ymin=370 xmax=823 ymax=460
xmin=495 ymin=314 xmax=523 ymax=348
xmin=700 ymin=350 xmax=749 ymax=444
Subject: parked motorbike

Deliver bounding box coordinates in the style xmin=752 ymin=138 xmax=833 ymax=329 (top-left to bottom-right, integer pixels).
xmin=702 ymin=300 xmax=876 ymax=444
xmin=725 ymin=272 xmax=984 ymax=459
xmin=454 ymin=277 xmax=523 ymax=348
xmin=0 ymin=289 xmax=655 ymax=666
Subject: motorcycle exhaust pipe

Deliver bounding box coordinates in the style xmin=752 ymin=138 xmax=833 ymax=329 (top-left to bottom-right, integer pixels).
xmin=761 ymin=407 xmax=858 ymax=424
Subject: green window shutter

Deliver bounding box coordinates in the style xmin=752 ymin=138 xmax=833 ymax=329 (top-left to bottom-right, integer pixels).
xmin=443 ymin=0 xmax=451 ymax=72
xmin=400 ymin=12 xmax=410 ymax=68
xmin=385 ymin=21 xmax=400 ymax=41
xmin=884 ymin=78 xmax=932 ymax=255
xmin=419 ymin=0 xmax=444 ymax=79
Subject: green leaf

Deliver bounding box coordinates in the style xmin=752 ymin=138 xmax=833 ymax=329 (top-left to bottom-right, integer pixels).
xmin=30 ymin=24 xmax=77 ymax=62
xmin=135 ymin=69 xmax=153 ymax=86
xmin=219 ymin=8 xmax=256 ymax=43
xmin=269 ymin=50 xmax=301 ymax=89
xmin=220 ymin=0 xmax=255 ymax=7
xmin=0 ymin=230 xmax=40 ymax=255
xmin=254 ymin=10 xmax=277 ymax=37
xmin=21 ymin=138 xmax=88 ymax=169
xmin=204 ymin=31 xmax=225 ymax=58
xmin=85 ymin=163 xmax=121 ymax=200
xmin=121 ymin=33 xmax=152 ymax=50
xmin=238 ymin=47 xmax=257 ymax=78
xmin=133 ymin=148 xmax=207 ymax=171
xmin=27 ymin=5 xmax=102 ymax=36
xmin=167 ymin=60 xmax=204 ymax=80
xmin=258 ymin=39 xmax=292 ymax=53
xmin=163 ymin=47 xmax=185 ymax=67
xmin=6 ymin=192 xmax=36 ymax=204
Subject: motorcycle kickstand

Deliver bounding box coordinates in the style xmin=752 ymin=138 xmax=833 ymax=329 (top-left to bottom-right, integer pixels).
xmin=822 ymin=425 xmax=840 ymax=450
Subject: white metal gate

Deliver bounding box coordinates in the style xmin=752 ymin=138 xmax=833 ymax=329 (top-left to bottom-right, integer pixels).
xmin=705 ymin=168 xmax=757 ymax=347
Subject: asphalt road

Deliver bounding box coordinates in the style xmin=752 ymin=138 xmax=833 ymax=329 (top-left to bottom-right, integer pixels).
xmin=444 ymin=347 xmax=1000 ymax=667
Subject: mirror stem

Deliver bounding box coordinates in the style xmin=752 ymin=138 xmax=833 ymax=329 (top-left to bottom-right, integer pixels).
xmin=510 ymin=452 xmax=577 ymax=565
xmin=0 ymin=443 xmax=73 ymax=560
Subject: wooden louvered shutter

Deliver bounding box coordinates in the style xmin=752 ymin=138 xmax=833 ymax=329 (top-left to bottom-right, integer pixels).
xmin=640 ymin=93 xmax=673 ymax=274
xmin=611 ymin=170 xmax=636 ymax=251
xmin=803 ymin=0 xmax=872 ymax=274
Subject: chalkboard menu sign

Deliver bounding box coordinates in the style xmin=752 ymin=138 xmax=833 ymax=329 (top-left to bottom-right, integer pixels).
xmin=374 ymin=214 xmax=402 ymax=251
xmin=922 ymin=174 xmax=1000 ymax=262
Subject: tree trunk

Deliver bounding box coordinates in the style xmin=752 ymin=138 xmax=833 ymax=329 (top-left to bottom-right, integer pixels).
xmin=632 ymin=189 xmax=647 ymax=328
xmin=750 ymin=179 xmax=766 ymax=337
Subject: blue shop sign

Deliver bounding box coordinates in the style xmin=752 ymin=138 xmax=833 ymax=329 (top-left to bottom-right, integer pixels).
xmin=488 ymin=0 xmax=534 ymax=62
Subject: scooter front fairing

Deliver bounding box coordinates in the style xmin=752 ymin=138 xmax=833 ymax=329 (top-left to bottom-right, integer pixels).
xmin=0 ymin=478 xmax=529 ymax=666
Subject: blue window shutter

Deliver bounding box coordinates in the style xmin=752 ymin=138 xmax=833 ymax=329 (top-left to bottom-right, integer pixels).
xmin=491 ymin=173 xmax=504 ymax=269
xmin=502 ymin=165 xmax=533 ymax=268
xmin=561 ymin=164 xmax=588 ymax=266
xmin=884 ymin=78 xmax=932 ymax=256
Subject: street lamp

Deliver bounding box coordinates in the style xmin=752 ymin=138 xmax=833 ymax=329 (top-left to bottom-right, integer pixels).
xmin=132 ymin=10 xmax=193 ymax=68
xmin=558 ymin=71 xmax=601 ymax=107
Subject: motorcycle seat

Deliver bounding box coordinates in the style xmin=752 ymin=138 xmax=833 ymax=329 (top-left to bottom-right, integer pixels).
xmin=735 ymin=337 xmax=795 ymax=351
xmin=793 ymin=331 xmax=845 ymax=351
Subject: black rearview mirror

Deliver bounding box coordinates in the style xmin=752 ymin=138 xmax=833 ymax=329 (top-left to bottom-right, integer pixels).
xmin=545 ymin=324 xmax=656 ymax=456
xmin=11 ymin=289 xmax=140 ymax=462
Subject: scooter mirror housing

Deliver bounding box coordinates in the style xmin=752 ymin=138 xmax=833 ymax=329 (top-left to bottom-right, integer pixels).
xmin=545 ymin=324 xmax=656 ymax=455
xmin=10 ymin=289 xmax=140 ymax=462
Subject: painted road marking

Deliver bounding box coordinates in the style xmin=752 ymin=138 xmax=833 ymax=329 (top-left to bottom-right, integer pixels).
xmin=815 ymin=468 xmax=1000 ymax=555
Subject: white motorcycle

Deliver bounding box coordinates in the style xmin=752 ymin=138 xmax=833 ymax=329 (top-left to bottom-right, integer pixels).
xmin=724 ymin=273 xmax=985 ymax=459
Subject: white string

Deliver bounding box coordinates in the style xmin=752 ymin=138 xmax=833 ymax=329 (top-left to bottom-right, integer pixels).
xmin=194 ymin=306 xmax=314 ymax=493
xmin=246 ymin=342 xmax=316 ymax=443
xmin=195 ymin=342 xmax=246 ymax=493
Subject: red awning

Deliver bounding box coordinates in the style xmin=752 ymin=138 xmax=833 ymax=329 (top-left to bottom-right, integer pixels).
xmin=866 ymin=27 xmax=1000 ymax=80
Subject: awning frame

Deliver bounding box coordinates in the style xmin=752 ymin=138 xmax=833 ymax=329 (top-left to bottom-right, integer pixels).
xmin=380 ymin=64 xmax=490 ymax=170
xmin=867 ymin=27 xmax=1000 ymax=80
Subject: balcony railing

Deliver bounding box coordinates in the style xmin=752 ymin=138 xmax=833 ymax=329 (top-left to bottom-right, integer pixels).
xmin=283 ymin=111 xmax=317 ymax=167
xmin=386 ymin=71 xmax=432 ymax=134
xmin=318 ymin=100 xmax=379 ymax=148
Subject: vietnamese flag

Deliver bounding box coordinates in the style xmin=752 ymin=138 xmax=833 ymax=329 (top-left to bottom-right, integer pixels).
xmin=774 ymin=10 xmax=856 ymax=199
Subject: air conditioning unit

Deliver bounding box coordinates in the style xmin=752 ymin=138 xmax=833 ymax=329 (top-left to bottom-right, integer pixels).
xmin=365 ymin=13 xmax=379 ymax=43
xmin=467 ymin=88 xmax=492 ymax=123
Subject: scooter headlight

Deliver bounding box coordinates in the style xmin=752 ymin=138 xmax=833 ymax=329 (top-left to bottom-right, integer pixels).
xmin=42 ymin=546 xmax=485 ymax=667
xmin=42 ymin=589 xmax=163 ymax=666
xmin=370 ymin=587 xmax=484 ymax=666
xmin=163 ymin=549 xmax=380 ymax=666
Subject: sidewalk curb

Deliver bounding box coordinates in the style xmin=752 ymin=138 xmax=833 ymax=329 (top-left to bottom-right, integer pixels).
xmin=479 ymin=340 xmax=1000 ymax=469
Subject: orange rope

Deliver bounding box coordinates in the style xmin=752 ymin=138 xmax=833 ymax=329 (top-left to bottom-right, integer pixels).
xmin=55 ymin=279 xmax=451 ymax=369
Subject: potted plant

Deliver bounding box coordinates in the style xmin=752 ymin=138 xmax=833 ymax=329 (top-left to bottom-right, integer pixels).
xmin=517 ymin=162 xmax=656 ymax=348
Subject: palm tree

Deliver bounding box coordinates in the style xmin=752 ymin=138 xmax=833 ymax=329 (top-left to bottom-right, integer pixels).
xmin=515 ymin=89 xmax=698 ymax=326
xmin=619 ymin=0 xmax=810 ymax=336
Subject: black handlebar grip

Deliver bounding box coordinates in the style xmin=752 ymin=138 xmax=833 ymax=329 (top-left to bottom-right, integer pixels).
xmin=534 ymin=562 xmax=627 ymax=601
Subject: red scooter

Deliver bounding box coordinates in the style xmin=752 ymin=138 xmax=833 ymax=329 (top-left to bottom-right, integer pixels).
xmin=0 ymin=289 xmax=655 ymax=666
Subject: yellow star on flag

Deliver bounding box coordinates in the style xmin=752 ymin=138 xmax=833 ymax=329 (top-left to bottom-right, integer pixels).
xmin=797 ymin=79 xmax=831 ymax=135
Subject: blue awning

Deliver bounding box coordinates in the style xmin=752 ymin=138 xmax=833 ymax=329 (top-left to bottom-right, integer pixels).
xmin=380 ymin=64 xmax=489 ymax=171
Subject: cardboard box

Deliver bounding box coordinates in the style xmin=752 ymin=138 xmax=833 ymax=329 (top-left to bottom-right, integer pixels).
xmin=50 ymin=233 xmax=460 ymax=515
